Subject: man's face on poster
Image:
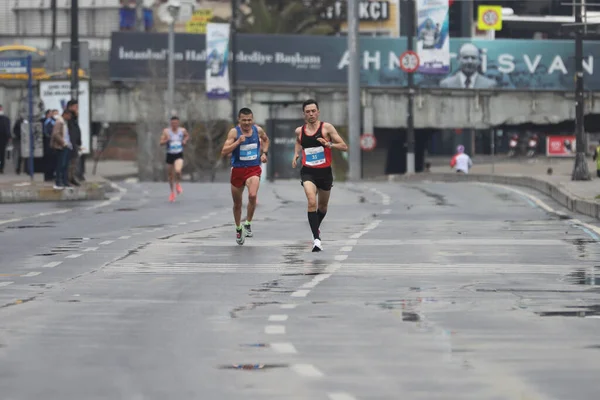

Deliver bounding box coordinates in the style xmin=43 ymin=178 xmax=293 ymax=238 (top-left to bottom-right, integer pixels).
xmin=458 ymin=44 xmax=480 ymax=76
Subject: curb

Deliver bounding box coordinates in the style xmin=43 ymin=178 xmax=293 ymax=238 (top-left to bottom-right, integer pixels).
xmin=0 ymin=183 xmax=106 ymax=204
xmin=369 ymin=172 xmax=600 ymax=221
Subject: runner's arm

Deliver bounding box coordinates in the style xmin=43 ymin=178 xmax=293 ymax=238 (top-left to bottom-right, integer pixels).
xmin=257 ymin=126 xmax=270 ymax=154
xmin=159 ymin=129 xmax=169 ymax=145
xmin=324 ymin=123 xmax=348 ymax=151
xmin=293 ymin=127 xmax=302 ymax=160
xmin=221 ymin=128 xmax=241 ymax=156
xmin=182 ymin=128 xmax=190 ymax=145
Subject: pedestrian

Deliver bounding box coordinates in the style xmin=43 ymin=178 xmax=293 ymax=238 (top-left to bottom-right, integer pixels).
xmin=50 ymin=110 xmax=73 ymax=190
xmin=592 ymin=140 xmax=600 ymax=178
xmin=0 ymin=105 xmax=11 ymax=174
xmin=450 ymin=145 xmax=473 ymax=173
xmin=220 ymin=107 xmax=270 ymax=245
xmin=159 ymin=116 xmax=189 ymax=202
xmin=11 ymin=115 xmax=23 ymax=174
xmin=292 ymin=99 xmax=348 ymax=252
xmin=42 ymin=109 xmax=57 ymax=182
xmin=66 ymin=100 xmax=82 ymax=186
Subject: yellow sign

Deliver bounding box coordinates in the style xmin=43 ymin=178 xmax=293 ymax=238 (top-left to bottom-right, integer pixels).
xmin=477 ymin=5 xmax=503 ymax=31
xmin=185 ymin=9 xmax=213 ymax=34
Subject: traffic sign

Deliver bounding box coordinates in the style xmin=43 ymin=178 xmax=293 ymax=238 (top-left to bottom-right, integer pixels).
xmin=399 ymin=50 xmax=419 ymax=73
xmin=360 ymin=133 xmax=377 ymax=151
xmin=0 ymin=58 xmax=28 ymax=74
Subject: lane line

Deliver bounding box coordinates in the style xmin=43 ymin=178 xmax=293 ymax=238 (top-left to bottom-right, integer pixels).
xmin=329 ymin=393 xmax=358 ymax=400
xmin=42 ymin=261 xmax=62 ymax=268
xmin=271 ymin=342 xmax=298 ymax=354
xmin=265 ymin=325 xmax=286 ymax=334
xmin=335 ymin=254 xmax=348 ymax=261
xmin=83 ymin=247 xmax=99 ymax=252
xmin=118 ymin=235 xmax=131 ymax=239
xmin=268 ymin=314 xmax=289 ymax=322
xmin=99 ymin=240 xmax=114 ymax=245
xmin=340 ymin=246 xmax=353 ymax=252
xmin=346 ymin=239 xmax=358 ymax=246
xmin=291 ymin=289 xmax=310 ymax=298
xmin=291 ymin=364 xmax=324 ymax=378
xmin=0 ymin=282 xmax=14 ymax=287
xmin=65 ymin=254 xmax=82 ymax=259
xmin=22 ymin=272 xmax=41 ymax=277
xmin=85 ymin=182 xmax=128 ymax=211
xmin=280 ymin=304 xmax=297 ymax=309
xmin=382 ymin=209 xmax=391 ymax=214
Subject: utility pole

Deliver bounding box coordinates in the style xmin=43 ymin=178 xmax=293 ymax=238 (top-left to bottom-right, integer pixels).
xmin=166 ymin=3 xmax=180 ymax=117
xmin=70 ymin=0 xmax=79 ymax=101
xmin=570 ymin=0 xmax=591 ymax=180
xmin=230 ymin=0 xmax=238 ymax=125
xmin=136 ymin=0 xmax=145 ymax=32
xmin=51 ymin=0 xmax=57 ymax=49
xmin=405 ymin=0 xmax=415 ymax=174
xmin=347 ymin=0 xmax=361 ymax=181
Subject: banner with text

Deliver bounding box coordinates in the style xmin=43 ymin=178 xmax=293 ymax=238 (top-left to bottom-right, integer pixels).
xmin=205 ymin=23 xmax=231 ymax=99
xmin=110 ymin=32 xmax=600 ymax=91
xmin=416 ymin=0 xmax=450 ymax=74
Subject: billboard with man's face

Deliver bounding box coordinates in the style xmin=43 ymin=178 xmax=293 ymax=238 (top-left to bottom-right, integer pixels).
xmin=110 ymin=32 xmax=599 ymax=91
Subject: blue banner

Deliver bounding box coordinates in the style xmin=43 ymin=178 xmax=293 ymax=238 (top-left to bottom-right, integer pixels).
xmin=205 ymin=23 xmax=231 ymax=99
xmin=0 ymin=58 xmax=28 ymax=74
xmin=110 ymin=32 xmax=599 ymax=91
xmin=416 ymin=0 xmax=450 ymax=74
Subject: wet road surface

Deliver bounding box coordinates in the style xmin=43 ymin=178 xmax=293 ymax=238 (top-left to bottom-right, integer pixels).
xmin=0 ymin=179 xmax=599 ymax=399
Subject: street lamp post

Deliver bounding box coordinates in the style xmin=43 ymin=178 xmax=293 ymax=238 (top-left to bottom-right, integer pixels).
xmin=167 ymin=1 xmax=181 ymax=117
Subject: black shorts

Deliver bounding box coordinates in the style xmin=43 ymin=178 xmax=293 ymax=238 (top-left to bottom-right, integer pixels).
xmin=300 ymin=166 xmax=333 ymax=191
xmin=166 ymin=152 xmax=183 ymax=165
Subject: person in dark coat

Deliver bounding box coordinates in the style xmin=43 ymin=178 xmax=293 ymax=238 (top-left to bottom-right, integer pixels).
xmin=0 ymin=105 xmax=11 ymax=174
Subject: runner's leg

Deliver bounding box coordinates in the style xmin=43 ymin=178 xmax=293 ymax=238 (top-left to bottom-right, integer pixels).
xmin=244 ymin=176 xmax=260 ymax=223
xmin=167 ymin=164 xmax=175 ymax=192
xmin=316 ymin=188 xmax=330 ymax=229
xmin=174 ymin=157 xmax=184 ymax=193
xmin=231 ymin=182 xmax=246 ymax=244
xmin=303 ymin=180 xmax=320 ymax=240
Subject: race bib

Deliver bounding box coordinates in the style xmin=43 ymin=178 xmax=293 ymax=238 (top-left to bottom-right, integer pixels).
xmin=240 ymin=142 xmax=258 ymax=161
xmin=168 ymin=141 xmax=183 ymax=153
xmin=304 ymin=146 xmax=325 ymax=166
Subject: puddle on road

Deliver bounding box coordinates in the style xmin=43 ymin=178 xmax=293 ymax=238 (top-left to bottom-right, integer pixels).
xmin=564 ymin=268 xmax=600 ymax=286
xmin=229 ymin=301 xmax=280 ymax=318
xmin=536 ymin=305 xmax=600 ymax=318
xmin=7 ymin=224 xmax=55 ymax=229
xmin=410 ymin=186 xmax=452 ymax=206
xmin=218 ymin=363 xmax=288 ymax=371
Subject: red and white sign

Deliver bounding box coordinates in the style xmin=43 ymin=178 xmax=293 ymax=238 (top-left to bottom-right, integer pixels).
xmin=546 ymin=135 xmax=576 ymax=157
xmin=360 ymin=133 xmax=377 ymax=151
xmin=399 ymin=50 xmax=420 ymax=73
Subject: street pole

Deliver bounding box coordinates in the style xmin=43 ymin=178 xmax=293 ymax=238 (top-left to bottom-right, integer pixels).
xmin=136 ymin=0 xmax=144 ymax=32
xmin=70 ymin=0 xmax=79 ymax=101
xmin=51 ymin=0 xmax=57 ymax=49
xmin=167 ymin=20 xmax=175 ymax=116
xmin=230 ymin=0 xmax=238 ymax=125
xmin=572 ymin=0 xmax=591 ymax=180
xmin=347 ymin=0 xmax=361 ymax=181
xmin=406 ymin=0 xmax=415 ymax=174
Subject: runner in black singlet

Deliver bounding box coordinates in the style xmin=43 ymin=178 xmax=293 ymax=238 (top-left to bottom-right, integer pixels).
xmin=292 ymin=99 xmax=348 ymax=252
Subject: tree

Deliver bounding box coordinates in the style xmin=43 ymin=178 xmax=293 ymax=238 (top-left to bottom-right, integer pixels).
xmin=238 ymin=0 xmax=341 ymax=35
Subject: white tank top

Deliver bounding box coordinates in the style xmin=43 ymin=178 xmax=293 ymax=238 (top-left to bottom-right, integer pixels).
xmin=167 ymin=128 xmax=184 ymax=154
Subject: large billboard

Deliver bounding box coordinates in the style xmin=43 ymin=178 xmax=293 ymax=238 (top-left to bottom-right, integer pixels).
xmin=109 ymin=32 xmax=599 ymax=91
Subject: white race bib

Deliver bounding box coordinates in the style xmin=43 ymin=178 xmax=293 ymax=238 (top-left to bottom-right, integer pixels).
xmin=240 ymin=142 xmax=258 ymax=161
xmin=304 ymin=146 xmax=326 ymax=166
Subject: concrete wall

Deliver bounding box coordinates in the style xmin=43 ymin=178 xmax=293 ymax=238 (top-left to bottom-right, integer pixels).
xmin=1 ymin=82 xmax=598 ymax=130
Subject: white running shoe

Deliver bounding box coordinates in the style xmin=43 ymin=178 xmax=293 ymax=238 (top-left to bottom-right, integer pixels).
xmin=312 ymin=238 xmax=323 ymax=252
xmin=236 ymin=227 xmax=246 ymax=245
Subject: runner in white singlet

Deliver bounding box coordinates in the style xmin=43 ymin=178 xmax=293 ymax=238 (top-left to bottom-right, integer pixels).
xmin=159 ymin=116 xmax=190 ymax=202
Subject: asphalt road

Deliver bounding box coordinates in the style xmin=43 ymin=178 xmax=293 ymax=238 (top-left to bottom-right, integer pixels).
xmin=0 ymin=179 xmax=599 ymax=400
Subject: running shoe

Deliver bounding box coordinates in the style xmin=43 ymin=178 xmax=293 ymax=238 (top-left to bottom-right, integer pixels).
xmin=312 ymin=238 xmax=323 ymax=252
xmin=169 ymin=192 xmax=176 ymax=202
xmin=244 ymin=222 xmax=253 ymax=237
xmin=236 ymin=227 xmax=246 ymax=245
xmin=176 ymin=183 xmax=183 ymax=194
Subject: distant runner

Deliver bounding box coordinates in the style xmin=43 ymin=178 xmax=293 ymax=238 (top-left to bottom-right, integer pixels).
xmin=292 ymin=99 xmax=348 ymax=252
xmin=160 ymin=116 xmax=189 ymax=202
xmin=221 ymin=108 xmax=270 ymax=245
xmin=450 ymin=145 xmax=473 ymax=173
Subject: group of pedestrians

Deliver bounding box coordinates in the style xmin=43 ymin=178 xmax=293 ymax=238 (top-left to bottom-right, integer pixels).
xmin=0 ymin=101 xmax=84 ymax=188
xmin=161 ymin=99 xmax=348 ymax=252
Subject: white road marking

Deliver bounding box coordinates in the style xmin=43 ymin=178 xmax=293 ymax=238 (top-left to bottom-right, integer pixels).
xmin=178 ymin=222 xmax=187 ymax=225
xmin=340 ymin=246 xmax=353 ymax=252
xmin=118 ymin=235 xmax=131 ymax=239
xmin=0 ymin=282 xmax=14 ymax=287
xmin=291 ymin=364 xmax=324 ymax=378
xmin=325 ymin=263 xmax=342 ymax=274
xmin=280 ymin=304 xmax=297 ymax=309
xmin=382 ymin=209 xmax=391 ymax=214
xmin=268 ymin=314 xmax=289 ymax=322
xmin=99 ymin=240 xmax=114 ymax=245
xmin=65 ymin=253 xmax=82 ymax=259
xmin=83 ymin=247 xmax=99 ymax=252
xmin=0 ymin=210 xmax=70 ymax=226
xmin=349 ymin=233 xmax=362 ymax=239
xmin=0 ymin=218 xmax=22 ymax=225
xmin=134 ymin=232 xmax=142 ymax=235
xmin=302 ymin=273 xmax=333 ymax=289
xmin=85 ymin=182 xmax=128 ymax=210
xmin=201 ymin=215 xmax=209 ymax=219
xmin=22 ymin=272 xmax=41 ymax=277
xmin=271 ymin=342 xmax=298 ymax=354
xmin=191 ymin=220 xmax=200 ymax=223
xmin=265 ymin=325 xmax=286 ymax=334
xmin=42 ymin=261 xmax=62 ymax=268
xmin=329 ymin=393 xmax=358 ymax=400
xmin=291 ymin=289 xmax=310 ymax=297
xmin=335 ymin=254 xmax=348 ymax=261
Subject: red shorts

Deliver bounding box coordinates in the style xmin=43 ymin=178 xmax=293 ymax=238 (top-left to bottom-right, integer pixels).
xmin=230 ymin=165 xmax=262 ymax=188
